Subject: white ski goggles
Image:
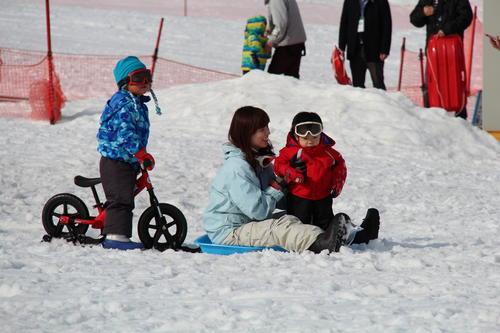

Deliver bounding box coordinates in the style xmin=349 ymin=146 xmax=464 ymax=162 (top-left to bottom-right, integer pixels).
xmin=294 ymin=121 xmax=323 ymax=137
xmin=256 ymin=155 xmax=275 ymax=168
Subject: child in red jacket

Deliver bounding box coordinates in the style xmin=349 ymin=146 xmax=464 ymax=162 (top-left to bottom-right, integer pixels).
xmin=274 ymin=112 xmax=379 ymax=244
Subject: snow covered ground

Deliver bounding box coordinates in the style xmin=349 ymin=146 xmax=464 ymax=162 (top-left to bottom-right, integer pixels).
xmin=1 ymin=1 xmax=499 ymax=332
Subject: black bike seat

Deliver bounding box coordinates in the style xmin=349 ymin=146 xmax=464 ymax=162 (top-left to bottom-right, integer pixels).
xmin=74 ymin=175 xmax=101 ymax=188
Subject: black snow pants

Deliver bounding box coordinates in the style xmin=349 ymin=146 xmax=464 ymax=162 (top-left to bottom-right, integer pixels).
xmin=268 ymin=43 xmax=306 ymax=79
xmin=286 ymin=193 xmax=334 ymax=230
xmin=99 ymin=157 xmax=137 ymax=237
xmin=349 ymin=44 xmax=386 ymax=90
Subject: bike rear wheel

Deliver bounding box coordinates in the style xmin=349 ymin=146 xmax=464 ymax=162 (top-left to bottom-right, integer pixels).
xmin=138 ymin=203 xmax=187 ymax=251
xmin=42 ymin=193 xmax=90 ymax=237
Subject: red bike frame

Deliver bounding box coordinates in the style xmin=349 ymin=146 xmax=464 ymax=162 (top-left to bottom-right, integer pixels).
xmin=58 ymin=169 xmax=154 ymax=230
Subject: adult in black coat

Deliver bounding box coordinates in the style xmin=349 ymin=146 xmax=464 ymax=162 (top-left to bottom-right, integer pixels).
xmin=410 ymin=0 xmax=472 ymax=118
xmin=338 ymin=0 xmax=392 ymax=90
xmin=410 ymin=0 xmax=473 ymax=48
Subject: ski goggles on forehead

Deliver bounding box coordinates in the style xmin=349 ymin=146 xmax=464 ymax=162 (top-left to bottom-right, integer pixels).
xmin=127 ymin=68 xmax=152 ymax=85
xmin=294 ymin=122 xmax=323 ymax=137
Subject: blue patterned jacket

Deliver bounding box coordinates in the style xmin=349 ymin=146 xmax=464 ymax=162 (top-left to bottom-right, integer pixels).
xmin=97 ymin=90 xmax=150 ymax=168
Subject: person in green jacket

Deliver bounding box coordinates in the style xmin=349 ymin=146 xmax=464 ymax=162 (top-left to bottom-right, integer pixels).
xmin=241 ymin=15 xmax=271 ymax=74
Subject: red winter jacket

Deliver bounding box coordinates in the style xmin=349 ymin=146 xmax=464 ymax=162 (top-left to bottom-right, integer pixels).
xmin=274 ymin=133 xmax=347 ymax=200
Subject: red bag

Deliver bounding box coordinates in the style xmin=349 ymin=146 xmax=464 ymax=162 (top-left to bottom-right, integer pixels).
xmin=426 ymin=34 xmax=467 ymax=112
xmin=331 ymin=46 xmax=352 ymax=85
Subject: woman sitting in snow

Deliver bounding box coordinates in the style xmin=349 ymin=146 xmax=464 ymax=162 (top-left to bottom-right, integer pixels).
xmin=203 ymin=106 xmax=349 ymax=254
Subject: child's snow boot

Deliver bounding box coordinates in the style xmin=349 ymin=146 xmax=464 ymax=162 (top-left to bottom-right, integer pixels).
xmin=102 ymin=234 xmax=144 ymax=250
xmin=350 ymin=208 xmax=380 ymax=244
xmin=360 ymin=208 xmax=380 ymax=241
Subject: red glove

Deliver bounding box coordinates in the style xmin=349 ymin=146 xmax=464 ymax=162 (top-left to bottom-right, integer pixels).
xmin=331 ymin=180 xmax=344 ymax=198
xmin=284 ymin=167 xmax=305 ymax=184
xmin=134 ymin=148 xmax=155 ymax=170
xmin=286 ymin=149 xmax=306 ymax=184
xmin=331 ymin=160 xmax=346 ymax=198
xmin=270 ymin=176 xmax=287 ymax=192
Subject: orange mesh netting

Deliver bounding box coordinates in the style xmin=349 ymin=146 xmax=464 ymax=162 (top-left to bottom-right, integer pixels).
xmin=464 ymin=19 xmax=483 ymax=96
xmin=0 ymin=48 xmax=238 ymax=122
xmin=0 ymin=17 xmax=482 ymax=123
xmin=0 ymin=49 xmax=64 ymax=122
xmin=389 ymin=46 xmax=425 ymax=107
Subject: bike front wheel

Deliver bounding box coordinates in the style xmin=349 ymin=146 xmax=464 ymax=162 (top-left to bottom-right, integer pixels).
xmin=137 ymin=203 xmax=188 ymax=251
xmin=42 ymin=193 xmax=90 ymax=237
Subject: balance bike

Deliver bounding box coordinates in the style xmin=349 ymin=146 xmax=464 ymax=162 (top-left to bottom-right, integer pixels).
xmin=41 ymin=166 xmax=190 ymax=252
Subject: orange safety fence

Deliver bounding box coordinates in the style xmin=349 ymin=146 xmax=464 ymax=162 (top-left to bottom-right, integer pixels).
xmin=464 ymin=18 xmax=483 ymax=97
xmin=389 ymin=47 xmax=427 ymax=107
xmin=0 ymin=50 xmax=62 ymax=122
xmin=0 ymin=48 xmax=238 ymax=122
xmin=0 ymin=18 xmax=482 ymax=123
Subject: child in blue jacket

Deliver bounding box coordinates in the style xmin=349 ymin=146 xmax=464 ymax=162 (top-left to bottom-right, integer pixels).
xmin=241 ymin=15 xmax=271 ymax=74
xmin=97 ymin=56 xmax=160 ymax=250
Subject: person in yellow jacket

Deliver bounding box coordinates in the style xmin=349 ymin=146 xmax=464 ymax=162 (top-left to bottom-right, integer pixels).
xmin=241 ymin=15 xmax=271 ymax=74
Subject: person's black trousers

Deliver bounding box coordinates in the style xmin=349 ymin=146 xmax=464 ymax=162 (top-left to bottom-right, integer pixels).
xmin=99 ymin=157 xmax=137 ymax=237
xmin=286 ymin=193 xmax=334 ymax=230
xmin=268 ymin=43 xmax=305 ymax=79
xmin=349 ymin=44 xmax=386 ymax=90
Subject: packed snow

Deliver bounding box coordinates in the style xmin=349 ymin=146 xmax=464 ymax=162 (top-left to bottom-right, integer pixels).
xmin=1 ymin=1 xmax=499 ymax=332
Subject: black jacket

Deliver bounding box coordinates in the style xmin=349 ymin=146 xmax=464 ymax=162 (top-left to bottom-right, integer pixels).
xmin=338 ymin=0 xmax=392 ymax=62
xmin=410 ymin=0 xmax=473 ymax=46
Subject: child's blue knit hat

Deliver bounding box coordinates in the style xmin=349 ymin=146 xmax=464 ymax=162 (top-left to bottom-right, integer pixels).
xmin=113 ymin=56 xmax=146 ymax=84
xmin=113 ymin=56 xmax=163 ymax=116
xmin=245 ymin=15 xmax=267 ymax=37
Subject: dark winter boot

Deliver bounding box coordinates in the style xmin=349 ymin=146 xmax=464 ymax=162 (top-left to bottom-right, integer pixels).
xmin=455 ymin=108 xmax=467 ymax=119
xmin=308 ymin=213 xmax=348 ymax=254
xmin=333 ymin=213 xmax=349 ymax=252
xmin=359 ymin=208 xmax=380 ymax=241
xmin=351 ymin=229 xmax=370 ymax=244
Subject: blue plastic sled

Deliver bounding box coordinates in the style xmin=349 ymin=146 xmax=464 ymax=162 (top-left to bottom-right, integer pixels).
xmin=194 ymin=234 xmax=287 ymax=255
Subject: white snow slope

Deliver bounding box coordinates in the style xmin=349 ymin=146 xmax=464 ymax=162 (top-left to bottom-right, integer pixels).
xmin=1 ymin=1 xmax=499 ymax=332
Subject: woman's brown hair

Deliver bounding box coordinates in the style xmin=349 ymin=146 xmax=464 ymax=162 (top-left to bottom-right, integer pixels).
xmin=228 ymin=106 xmax=270 ymax=169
